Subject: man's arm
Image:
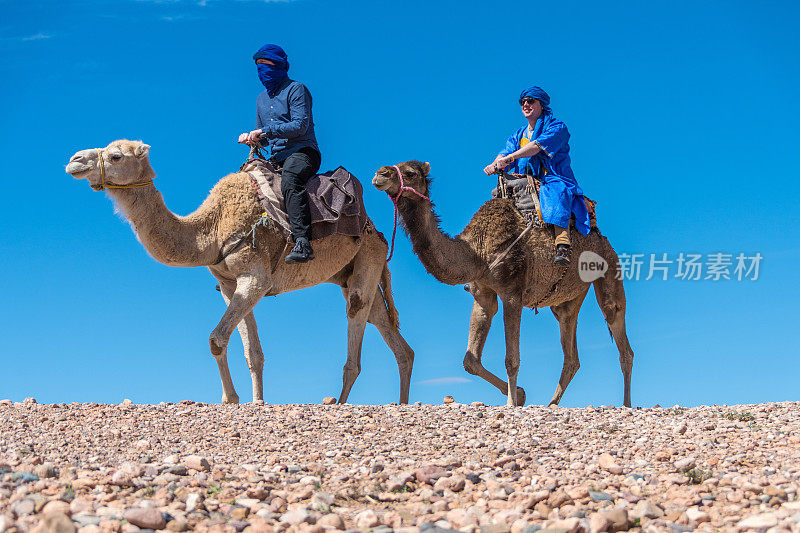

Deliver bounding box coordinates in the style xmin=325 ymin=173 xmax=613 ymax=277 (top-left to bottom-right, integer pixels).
xmin=237 ymin=102 xmax=264 ymax=144
xmin=532 ymin=119 xmax=569 ymax=158
xmin=484 ymin=130 xmax=524 ymax=175
xmin=491 ymin=120 xmax=569 ymax=169
xmin=260 ymin=84 xmax=311 ymax=140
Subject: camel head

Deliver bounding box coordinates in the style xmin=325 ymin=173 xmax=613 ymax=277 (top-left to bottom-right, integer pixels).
xmin=66 ymin=140 xmax=155 ymax=190
xmin=372 ymin=160 xmax=431 ymax=200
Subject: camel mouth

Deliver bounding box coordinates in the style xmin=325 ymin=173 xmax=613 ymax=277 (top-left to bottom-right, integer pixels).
xmin=66 ymin=162 xmax=92 ymax=176
xmin=372 ymin=173 xmax=391 ymax=191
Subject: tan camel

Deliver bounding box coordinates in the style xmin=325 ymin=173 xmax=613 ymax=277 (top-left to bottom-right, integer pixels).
xmin=65 ymin=139 xmax=415 ymax=404
xmin=372 ymin=161 xmax=634 ymax=407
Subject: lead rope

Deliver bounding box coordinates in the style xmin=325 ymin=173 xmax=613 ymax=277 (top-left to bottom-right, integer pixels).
xmin=386 ymin=165 xmax=430 ymax=261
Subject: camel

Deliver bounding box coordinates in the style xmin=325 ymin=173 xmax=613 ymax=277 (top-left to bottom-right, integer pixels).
xmin=372 ymin=161 xmax=634 ymax=407
xmin=65 ymin=139 xmax=415 ymax=405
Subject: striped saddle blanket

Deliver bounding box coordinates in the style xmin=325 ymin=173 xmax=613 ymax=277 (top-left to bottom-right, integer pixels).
xmin=240 ymin=157 xmax=369 ymax=242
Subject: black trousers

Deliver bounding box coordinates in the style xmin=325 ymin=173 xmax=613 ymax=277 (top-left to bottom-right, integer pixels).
xmin=278 ymin=148 xmax=321 ymax=242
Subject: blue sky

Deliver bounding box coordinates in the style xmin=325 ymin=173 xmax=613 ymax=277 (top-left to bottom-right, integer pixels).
xmin=1 ymin=0 xmax=798 ymax=407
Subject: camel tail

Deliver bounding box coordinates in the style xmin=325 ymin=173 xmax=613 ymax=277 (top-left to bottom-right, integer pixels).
xmin=379 ymin=265 xmax=400 ymax=330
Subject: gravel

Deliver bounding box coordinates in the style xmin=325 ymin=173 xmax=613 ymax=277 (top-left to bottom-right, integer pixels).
xmin=1 ymin=400 xmax=799 ymax=532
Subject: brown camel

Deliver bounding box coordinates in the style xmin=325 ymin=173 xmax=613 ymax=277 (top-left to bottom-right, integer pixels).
xmin=372 ymin=161 xmax=634 ymax=407
xmin=65 ymin=139 xmax=415 ymax=404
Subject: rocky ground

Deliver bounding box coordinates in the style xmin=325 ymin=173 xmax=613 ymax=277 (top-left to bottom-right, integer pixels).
xmin=1 ymin=399 xmax=799 ymax=533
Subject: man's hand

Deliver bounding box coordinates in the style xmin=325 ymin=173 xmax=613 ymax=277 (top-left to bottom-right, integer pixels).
xmin=483 ymin=155 xmax=514 ymax=175
xmin=238 ymin=129 xmax=263 ymax=144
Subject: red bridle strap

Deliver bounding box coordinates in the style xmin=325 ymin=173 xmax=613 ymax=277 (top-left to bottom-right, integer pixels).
xmin=385 ymin=165 xmax=430 ymax=261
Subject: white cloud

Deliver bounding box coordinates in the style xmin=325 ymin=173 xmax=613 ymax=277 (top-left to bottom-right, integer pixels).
xmin=416 ymin=377 xmax=472 ymax=386
xmin=21 ymin=33 xmax=51 ymax=41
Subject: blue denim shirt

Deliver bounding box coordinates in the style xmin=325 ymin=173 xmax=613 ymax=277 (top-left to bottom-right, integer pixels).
xmin=256 ymin=79 xmax=320 ymax=163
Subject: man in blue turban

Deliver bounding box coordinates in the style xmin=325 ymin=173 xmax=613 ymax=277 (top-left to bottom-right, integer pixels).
xmin=483 ymin=86 xmax=590 ymax=265
xmin=239 ymin=44 xmax=321 ymax=263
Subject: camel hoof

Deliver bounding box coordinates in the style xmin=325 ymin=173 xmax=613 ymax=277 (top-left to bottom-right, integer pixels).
xmin=516 ymin=387 xmax=526 ymax=406
xmin=221 ymin=395 xmax=239 ymax=405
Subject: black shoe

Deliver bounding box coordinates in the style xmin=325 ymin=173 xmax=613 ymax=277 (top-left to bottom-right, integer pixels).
xmin=554 ymin=244 xmax=571 ymax=266
xmin=285 ymin=237 xmax=314 ymax=263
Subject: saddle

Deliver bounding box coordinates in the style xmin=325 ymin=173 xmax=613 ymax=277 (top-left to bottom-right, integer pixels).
xmin=240 ymin=156 xmax=369 ymax=242
xmin=492 ymin=172 xmax=598 ymax=230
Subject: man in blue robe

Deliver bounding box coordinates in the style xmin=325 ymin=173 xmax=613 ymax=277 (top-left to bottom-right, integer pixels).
xmin=483 ymin=86 xmax=590 ymax=265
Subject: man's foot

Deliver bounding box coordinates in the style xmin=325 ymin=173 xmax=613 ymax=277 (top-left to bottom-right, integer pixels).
xmin=285 ymin=237 xmax=315 ymax=263
xmin=553 ymin=244 xmax=571 ymax=266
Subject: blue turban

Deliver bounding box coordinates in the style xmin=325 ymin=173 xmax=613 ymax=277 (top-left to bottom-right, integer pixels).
xmin=519 ymin=86 xmax=551 ymax=114
xmin=253 ymin=44 xmax=289 ymax=97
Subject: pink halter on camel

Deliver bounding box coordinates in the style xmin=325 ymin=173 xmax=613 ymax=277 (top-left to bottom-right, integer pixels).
xmin=385 ymin=165 xmax=430 ymax=261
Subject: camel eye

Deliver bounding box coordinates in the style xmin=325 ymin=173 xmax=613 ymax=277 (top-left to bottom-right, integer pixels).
xmin=109 ymin=153 xmax=123 ymax=161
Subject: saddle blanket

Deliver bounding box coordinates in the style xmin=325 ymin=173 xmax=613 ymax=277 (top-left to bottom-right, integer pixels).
xmin=493 ymin=172 xmax=597 ymax=230
xmin=241 ymin=157 xmax=369 ymax=242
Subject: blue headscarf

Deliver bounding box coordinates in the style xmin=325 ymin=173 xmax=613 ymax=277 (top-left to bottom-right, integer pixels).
xmin=519 ymin=86 xmax=551 ymax=115
xmin=253 ymin=44 xmax=289 ymax=97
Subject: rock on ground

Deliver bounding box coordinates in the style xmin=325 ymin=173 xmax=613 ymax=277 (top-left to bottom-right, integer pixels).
xmin=1 ymin=401 xmax=800 ymax=532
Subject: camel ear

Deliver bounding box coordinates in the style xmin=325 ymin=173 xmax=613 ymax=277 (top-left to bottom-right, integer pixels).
xmin=421 ymin=162 xmax=431 ymax=176
xmin=134 ymin=143 xmax=151 ymax=158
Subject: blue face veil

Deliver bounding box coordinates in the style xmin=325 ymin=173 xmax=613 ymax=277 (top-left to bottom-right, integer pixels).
xmin=253 ymin=44 xmax=289 ymax=97
xmin=519 ymin=86 xmax=551 ymax=115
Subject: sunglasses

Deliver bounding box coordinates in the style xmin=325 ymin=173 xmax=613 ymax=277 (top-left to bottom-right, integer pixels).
xmin=519 ymin=97 xmax=538 ymax=106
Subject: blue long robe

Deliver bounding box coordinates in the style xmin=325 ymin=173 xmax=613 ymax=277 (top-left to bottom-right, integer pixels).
xmin=499 ymin=114 xmax=591 ymax=235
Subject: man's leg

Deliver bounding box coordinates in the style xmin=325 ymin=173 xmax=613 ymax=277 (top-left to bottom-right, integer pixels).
xmin=554 ymin=225 xmax=571 ymax=247
xmin=282 ymin=149 xmax=320 ymax=263
xmin=554 ymin=225 xmax=571 ymax=265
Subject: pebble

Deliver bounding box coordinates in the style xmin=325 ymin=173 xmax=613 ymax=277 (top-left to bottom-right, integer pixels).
xmin=598 ymin=453 xmax=623 ymax=475
xmin=14 ymin=498 xmax=36 ymax=516
xmin=123 ymin=508 xmax=166 ymax=530
xmin=737 ymin=512 xmax=779 ymax=529
xmin=685 ymin=507 xmax=709 ymax=524
xmin=415 ymin=464 xmax=447 ymax=484
xmin=322 ymin=397 xmax=336 ymax=405
xmin=182 ymin=455 xmax=211 ymax=471
xmin=355 ymin=509 xmax=380 ymax=528
xmin=600 ymin=508 xmax=628 ymax=531
xmin=633 ymin=499 xmax=663 ymax=519
xmin=42 ymin=500 xmax=72 ymax=515
xmin=185 ymin=492 xmax=202 ymax=513
xmin=673 ymin=457 xmax=696 ymax=472
xmin=31 ymin=512 xmax=76 ymax=533
xmin=317 ymin=513 xmax=345 ymax=529
xmin=443 ymin=396 xmax=455 ymax=404
xmin=588 ymin=490 xmax=614 ymax=502
xmin=280 ymin=508 xmax=315 ymax=525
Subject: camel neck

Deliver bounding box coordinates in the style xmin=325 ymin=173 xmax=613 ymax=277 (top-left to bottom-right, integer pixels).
xmin=397 ymin=197 xmax=485 ymax=285
xmin=108 ymin=185 xmax=217 ymax=267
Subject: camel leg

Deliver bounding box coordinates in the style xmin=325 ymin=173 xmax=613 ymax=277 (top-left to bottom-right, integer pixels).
xmin=216 ymin=280 xmax=265 ymax=404
xmin=366 ymin=288 xmax=415 ymax=404
xmin=593 ymin=272 xmax=635 ymax=407
xmin=548 ymin=289 xmax=589 ymax=406
xmin=208 ymin=264 xmax=270 ymax=404
xmin=462 ymin=286 xmax=526 ymax=404
xmin=502 ymin=300 xmax=524 ymax=407
xmin=338 ymin=251 xmax=383 ymax=404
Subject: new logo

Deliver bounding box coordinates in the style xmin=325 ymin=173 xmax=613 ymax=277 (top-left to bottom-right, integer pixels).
xmin=578 ymin=251 xmax=608 ymax=282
